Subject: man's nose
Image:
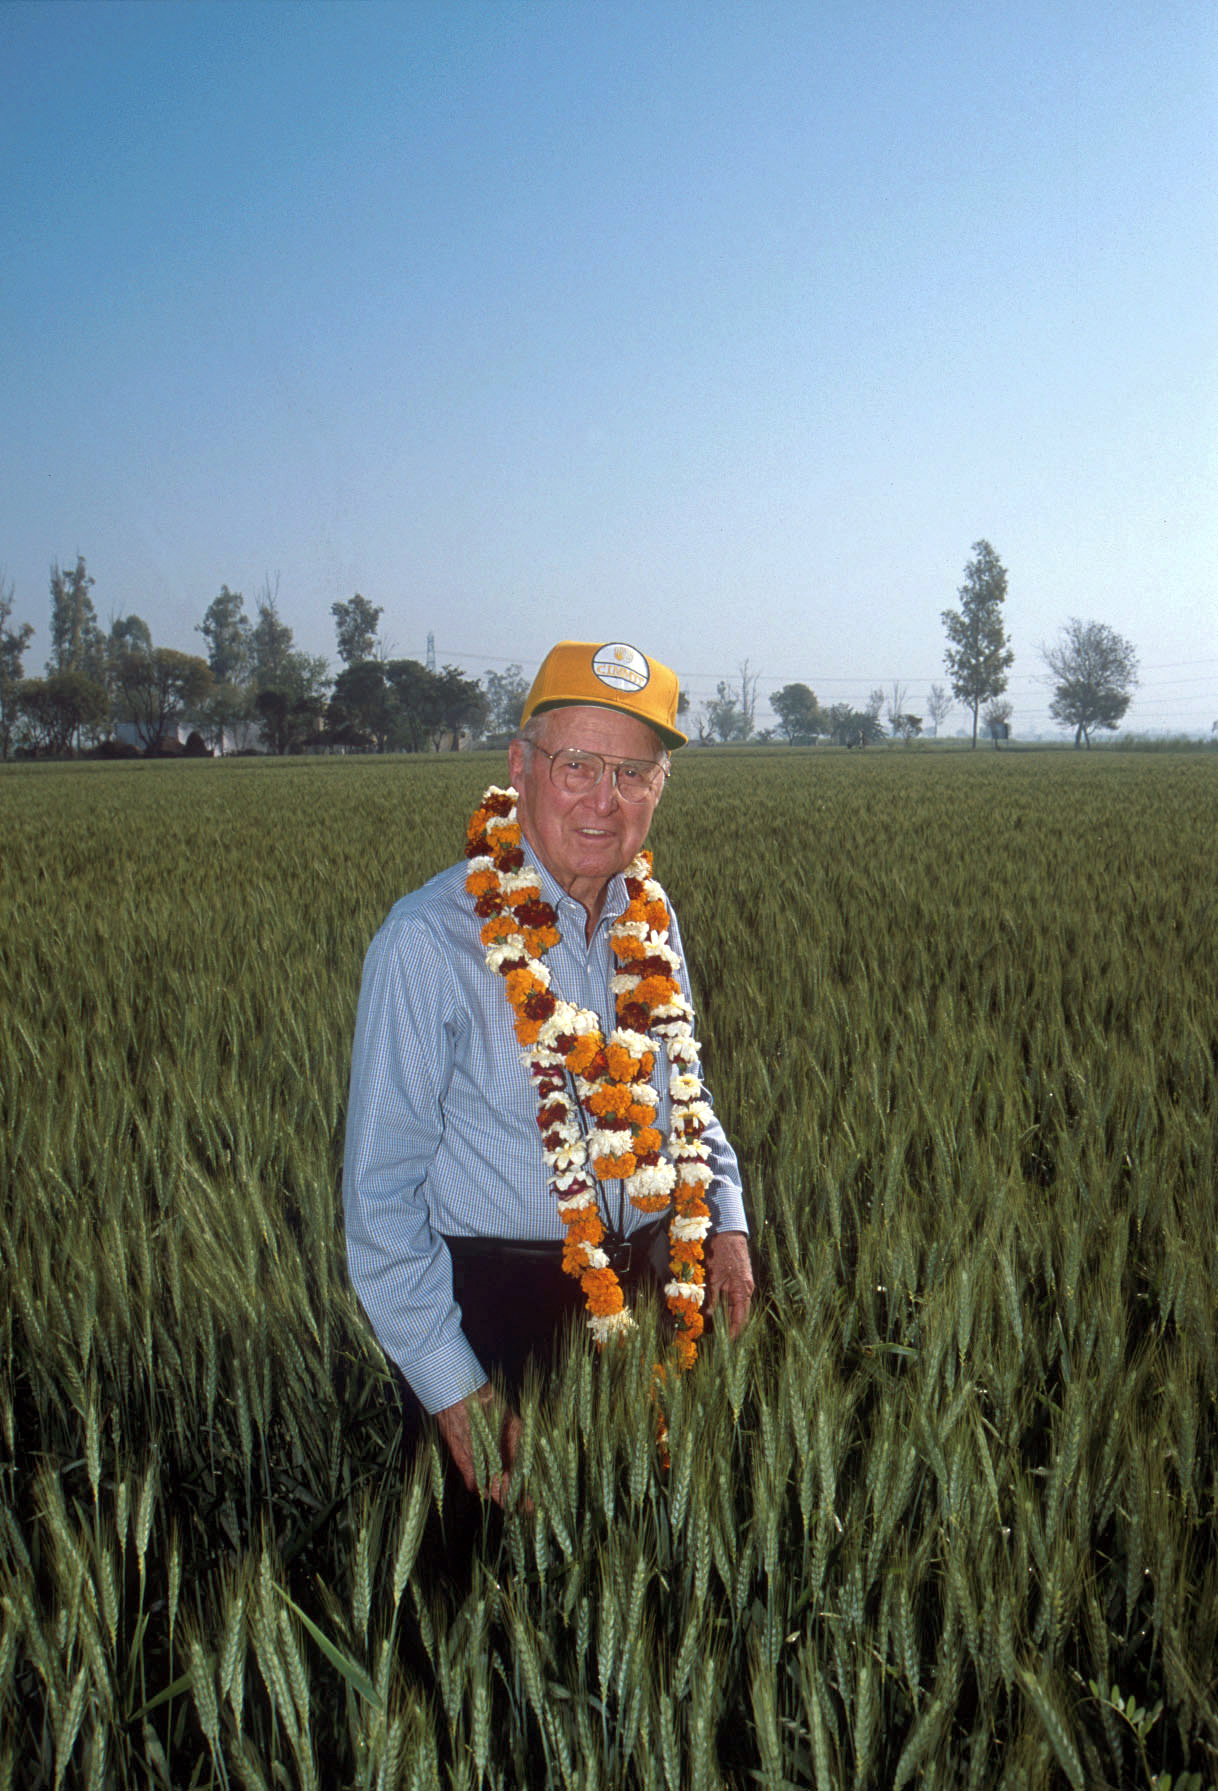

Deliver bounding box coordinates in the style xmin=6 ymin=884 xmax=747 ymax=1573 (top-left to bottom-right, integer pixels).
xmin=589 ymin=763 xmax=620 ymax=809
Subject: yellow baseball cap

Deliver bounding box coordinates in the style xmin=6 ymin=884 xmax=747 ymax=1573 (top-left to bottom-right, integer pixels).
xmin=521 ymin=640 xmax=687 ymax=749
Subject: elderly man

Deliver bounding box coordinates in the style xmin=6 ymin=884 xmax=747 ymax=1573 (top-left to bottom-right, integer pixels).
xmin=343 ymin=639 xmax=752 ymax=1502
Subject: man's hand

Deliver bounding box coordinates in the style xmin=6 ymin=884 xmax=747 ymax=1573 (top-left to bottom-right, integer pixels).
xmin=703 ymin=1230 xmax=754 ymax=1338
xmin=434 ymin=1383 xmax=525 ymax=1508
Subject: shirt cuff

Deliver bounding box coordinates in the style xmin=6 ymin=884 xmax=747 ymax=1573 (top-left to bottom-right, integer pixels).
xmin=402 ymin=1333 xmax=491 ymax=1416
xmin=708 ymin=1179 xmax=749 ymax=1234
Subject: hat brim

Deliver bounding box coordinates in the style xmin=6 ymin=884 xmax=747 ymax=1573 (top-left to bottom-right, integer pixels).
xmin=529 ymin=695 xmax=687 ymax=751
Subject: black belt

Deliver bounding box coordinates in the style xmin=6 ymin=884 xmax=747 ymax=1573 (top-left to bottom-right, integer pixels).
xmin=444 ymin=1218 xmax=665 ymax=1276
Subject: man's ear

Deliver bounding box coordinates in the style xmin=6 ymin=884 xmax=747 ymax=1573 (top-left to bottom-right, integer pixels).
xmin=506 ymin=738 xmax=525 ymax=787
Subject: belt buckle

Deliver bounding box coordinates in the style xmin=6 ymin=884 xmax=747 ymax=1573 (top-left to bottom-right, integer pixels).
xmin=604 ymin=1237 xmax=633 ymax=1274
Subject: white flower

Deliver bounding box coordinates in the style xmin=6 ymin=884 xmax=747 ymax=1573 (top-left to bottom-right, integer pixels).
xmin=535 ymin=1000 xmax=585 ymax=1047
xmin=486 ymin=941 xmax=528 ymax=973
xmin=664 ymin=1280 xmax=705 ymax=1307
xmin=498 ymin=869 xmax=541 ymax=898
xmin=589 ymin=1127 xmax=634 ymax=1160
xmin=671 ymin=1214 xmax=712 ymax=1242
xmin=486 ymin=812 xmax=517 ymax=834
xmin=673 ymin=1100 xmax=714 ymax=1130
xmin=551 ymin=1140 xmax=587 ymax=1172
xmin=589 ymin=1309 xmax=636 ymax=1344
xmin=610 ymin=973 xmax=641 ymax=996
xmin=467 ymin=854 xmax=495 ymax=875
xmin=556 ymin=1182 xmax=597 ymax=1209
xmin=581 ymin=1244 xmax=609 ymax=1268
xmin=610 ymin=1027 xmax=653 ymax=1058
xmin=628 ymin=1083 xmax=658 ymax=1111
xmin=612 ymin=920 xmax=650 ymax=942
xmin=668 ymin=1157 xmax=714 ymax=1185
xmin=625 ymin=1161 xmax=676 ymax=1202
xmin=670 ymin=1072 xmax=704 ymax=1101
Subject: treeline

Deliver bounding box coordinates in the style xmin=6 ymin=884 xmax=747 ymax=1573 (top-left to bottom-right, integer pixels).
xmin=0 ymin=563 xmax=529 ymax=759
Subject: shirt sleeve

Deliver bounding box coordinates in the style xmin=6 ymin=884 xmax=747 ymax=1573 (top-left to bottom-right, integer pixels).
xmin=665 ymin=903 xmax=749 ymax=1235
xmin=342 ymin=908 xmax=489 ymax=1414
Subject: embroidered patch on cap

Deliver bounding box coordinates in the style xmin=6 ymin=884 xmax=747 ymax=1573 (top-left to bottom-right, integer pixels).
xmin=591 ymin=642 xmax=650 ymax=693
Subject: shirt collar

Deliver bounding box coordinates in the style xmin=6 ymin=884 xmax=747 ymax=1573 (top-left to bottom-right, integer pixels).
xmin=531 ymin=858 xmax=630 ymax=938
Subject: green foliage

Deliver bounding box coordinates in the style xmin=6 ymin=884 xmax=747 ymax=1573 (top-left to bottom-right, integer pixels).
xmin=771 ymin=683 xmax=821 ymax=745
xmin=941 ymin=539 xmax=1016 ymax=747
xmin=2 ymin=750 xmax=1218 ymax=1786
xmin=1043 ymin=617 xmax=1140 ymax=747
xmin=0 ymin=575 xmax=35 ymax=760
xmin=331 ymin=594 xmax=383 ymax=668
xmin=47 ymin=555 xmax=104 ymax=679
xmin=16 ymin=668 xmax=110 ymax=752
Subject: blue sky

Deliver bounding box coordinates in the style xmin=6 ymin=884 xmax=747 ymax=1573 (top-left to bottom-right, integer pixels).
xmin=3 ymin=0 xmax=1215 ymax=734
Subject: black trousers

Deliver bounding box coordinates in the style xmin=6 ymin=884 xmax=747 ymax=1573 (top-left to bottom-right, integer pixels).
xmin=397 ymin=1230 xmax=663 ymax=1577
xmin=443 ymin=1226 xmax=664 ymax=1402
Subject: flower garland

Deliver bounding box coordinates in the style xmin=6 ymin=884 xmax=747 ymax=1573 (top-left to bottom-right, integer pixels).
xmin=464 ymin=786 xmax=713 ymax=1372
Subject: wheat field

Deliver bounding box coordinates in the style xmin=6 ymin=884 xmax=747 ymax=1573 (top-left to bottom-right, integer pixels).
xmin=2 ymin=748 xmax=1216 ymax=1788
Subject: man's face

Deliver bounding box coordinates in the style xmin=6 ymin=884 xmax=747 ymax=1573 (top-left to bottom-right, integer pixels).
xmin=508 ymin=705 xmax=665 ymax=904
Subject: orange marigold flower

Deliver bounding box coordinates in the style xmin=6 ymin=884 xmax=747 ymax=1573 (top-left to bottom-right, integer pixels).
xmin=465 ymin=869 xmax=499 ymax=898
xmin=564 ymin=1036 xmax=604 ymax=1077
xmin=480 ymin=915 xmax=518 ymax=945
xmin=587 ymin=1084 xmax=634 ymax=1118
xmin=610 ymin=934 xmax=649 ymax=962
xmin=634 ymin=974 xmax=679 ymax=1009
xmin=632 ymin=1126 xmax=663 ymax=1156
xmin=524 ymin=925 xmax=561 ymax=954
xmin=631 ymin=1193 xmax=671 ymax=1213
xmin=504 ymin=967 xmax=546 ymax=1005
xmin=593 ymin=1152 xmax=636 ymax=1180
xmin=605 ymin=1043 xmax=653 ymax=1082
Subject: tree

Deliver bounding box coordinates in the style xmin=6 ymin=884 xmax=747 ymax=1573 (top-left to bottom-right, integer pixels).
xmin=250 ymin=582 xmax=295 ymax=691
xmin=0 ymin=574 xmax=34 ymax=759
xmin=941 ymin=540 xmax=1015 ymax=748
xmin=771 ymin=683 xmax=821 ymax=744
xmin=982 ymin=698 xmax=1013 ymax=749
xmin=825 ymin=703 xmax=884 ymax=748
xmin=332 ymin=593 xmax=383 ymax=667
xmin=432 ymin=665 xmax=487 ymax=751
xmin=17 ymin=671 xmax=108 ymax=754
xmin=113 ymin=646 xmax=213 ymax=751
xmin=483 ymin=664 xmax=529 ymax=739
xmin=738 ymin=661 xmax=759 ymax=737
xmin=885 ymin=681 xmax=909 ymax=737
xmin=925 ymin=683 xmax=953 ymax=737
xmin=700 ymin=680 xmax=748 ymax=744
xmin=383 ymin=659 xmax=441 ymax=751
xmin=332 ymin=659 xmax=394 ymax=749
xmin=255 ymin=687 xmax=326 ymax=755
xmin=197 ymin=586 xmax=252 ymax=685
xmin=48 ymin=557 xmax=104 ymax=679
xmin=1040 ymin=618 xmax=1139 ymax=747
xmin=894 ymin=713 xmax=923 ymax=743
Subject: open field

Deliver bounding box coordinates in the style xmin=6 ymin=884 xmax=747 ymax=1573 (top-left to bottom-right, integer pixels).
xmin=2 ymin=749 xmax=1217 ymax=1788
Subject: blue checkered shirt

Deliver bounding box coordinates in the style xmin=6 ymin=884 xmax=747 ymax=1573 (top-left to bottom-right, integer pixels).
xmin=342 ymin=856 xmax=747 ymax=1413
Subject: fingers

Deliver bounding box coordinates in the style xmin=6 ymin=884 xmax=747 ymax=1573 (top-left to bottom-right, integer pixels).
xmin=704 ymin=1230 xmax=755 ymax=1339
xmin=435 ymin=1386 xmax=531 ymax=1509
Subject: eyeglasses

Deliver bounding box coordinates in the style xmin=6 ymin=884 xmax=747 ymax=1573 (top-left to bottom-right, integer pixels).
xmin=530 ymin=744 xmax=668 ymax=803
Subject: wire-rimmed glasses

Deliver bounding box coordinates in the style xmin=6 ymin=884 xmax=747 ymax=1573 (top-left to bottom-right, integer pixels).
xmin=529 ymin=744 xmax=668 ymax=803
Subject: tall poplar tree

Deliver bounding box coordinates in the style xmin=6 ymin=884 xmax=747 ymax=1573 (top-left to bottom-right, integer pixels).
xmin=48 ymin=557 xmax=104 ymax=679
xmin=941 ymin=540 xmax=1015 ymax=748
